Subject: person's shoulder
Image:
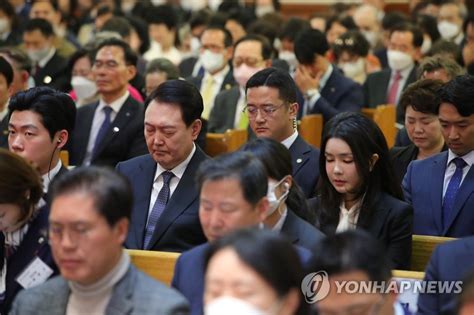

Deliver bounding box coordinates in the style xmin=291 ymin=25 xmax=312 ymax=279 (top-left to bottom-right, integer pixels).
xmin=179 ymin=243 xmax=209 ymax=261
xmin=116 ymin=154 xmax=153 ymax=170
xmin=409 ymin=151 xmax=448 ymax=169
xmin=14 ymin=275 xmax=66 ymax=304
xmin=378 ymin=192 xmax=412 ymax=215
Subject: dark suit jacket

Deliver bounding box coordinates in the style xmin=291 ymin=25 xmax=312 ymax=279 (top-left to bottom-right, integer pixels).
xmin=363 ymin=67 xmax=417 ymax=123
xmin=70 ymin=96 xmax=147 ymax=167
xmin=0 ymin=206 xmax=59 ymax=314
xmin=403 ymin=151 xmax=474 ymax=237
xmin=33 ymin=52 xmax=69 ymax=92
xmin=282 ymin=210 xmax=325 ymax=250
xmin=179 ymin=57 xmax=199 ymax=78
xmin=305 ymin=68 xmax=364 ymax=122
xmin=116 ymin=147 xmax=208 ymax=252
xmin=311 ymin=192 xmax=413 ymax=270
xmin=172 ymin=241 xmax=312 ymax=315
xmin=0 ymin=115 xmax=8 ymax=148
xmin=186 ymin=69 xmax=236 ymax=94
xmin=208 ymin=86 xmax=240 ymax=133
xmin=417 ymin=236 xmax=474 ymax=315
xmin=289 ymin=135 xmax=320 ymax=198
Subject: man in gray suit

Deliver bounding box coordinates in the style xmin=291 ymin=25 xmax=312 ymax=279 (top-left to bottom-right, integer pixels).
xmin=10 ymin=167 xmax=189 ymax=315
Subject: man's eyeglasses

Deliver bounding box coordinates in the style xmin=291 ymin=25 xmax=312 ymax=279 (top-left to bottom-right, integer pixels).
xmin=48 ymin=224 xmax=93 ymax=246
xmin=243 ymin=103 xmax=287 ymax=118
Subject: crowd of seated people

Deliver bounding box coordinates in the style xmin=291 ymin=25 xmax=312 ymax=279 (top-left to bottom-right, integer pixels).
xmin=0 ymin=0 xmax=474 ymax=314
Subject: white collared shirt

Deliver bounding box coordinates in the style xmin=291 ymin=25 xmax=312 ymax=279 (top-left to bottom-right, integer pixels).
xmin=233 ymin=86 xmax=246 ymax=128
xmin=271 ymin=205 xmax=288 ymax=232
xmin=42 ymin=160 xmax=62 ymax=193
xmin=336 ymin=199 xmax=362 ymax=233
xmin=281 ymin=131 xmax=299 ymax=149
xmin=0 ymin=103 xmax=8 ymax=121
xmin=83 ymin=91 xmax=130 ymax=165
xmin=37 ymin=47 xmax=56 ymax=68
xmin=442 ymin=150 xmax=474 ymax=197
xmin=387 ymin=65 xmax=414 ymax=105
xmin=147 ymin=144 xmax=196 ymax=222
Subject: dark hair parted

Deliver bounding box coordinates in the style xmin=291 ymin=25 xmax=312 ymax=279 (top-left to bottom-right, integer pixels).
xmin=0 ymin=56 xmax=13 ymax=87
xmin=50 ymin=167 xmax=133 ymax=226
xmin=437 ymin=74 xmax=474 ymax=117
xmin=279 ymin=17 xmax=310 ymax=42
xmin=8 ymin=86 xmax=76 ymax=140
xmin=196 ymin=151 xmax=268 ymax=206
xmin=234 ymin=34 xmax=273 ymax=61
xmin=145 ymin=58 xmax=179 ymax=80
xmin=389 ymin=23 xmax=424 ymax=48
xmin=205 ymin=228 xmax=308 ymax=315
xmin=317 ymin=112 xmax=402 ymax=230
xmin=400 ymin=79 xmax=444 ymax=115
xmin=145 ymin=4 xmax=178 ymax=30
xmin=0 ymin=47 xmax=32 ymax=74
xmin=24 ymin=18 xmax=54 ymax=37
xmin=307 ymin=230 xmax=392 ymax=281
xmin=294 ymin=28 xmax=329 ymax=65
xmin=246 ymin=67 xmax=297 ymax=104
xmin=94 ymin=37 xmax=138 ymax=67
xmin=0 ymin=149 xmax=42 ymax=223
xmin=241 ymin=138 xmax=315 ymax=224
xmin=145 ymin=79 xmax=203 ymax=127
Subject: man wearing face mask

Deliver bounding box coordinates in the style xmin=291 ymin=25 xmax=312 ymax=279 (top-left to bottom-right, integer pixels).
xmin=208 ymin=35 xmax=272 ymax=133
xmin=437 ymin=1 xmax=467 ymax=45
xmin=22 ymin=18 xmax=69 ymax=92
xmin=187 ymin=27 xmax=235 ymax=120
xmin=364 ymin=23 xmax=422 ymax=123
xmin=353 ymin=4 xmax=384 ymax=51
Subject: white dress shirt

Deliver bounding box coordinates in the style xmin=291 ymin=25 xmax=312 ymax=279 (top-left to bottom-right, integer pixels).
xmin=83 ymin=91 xmax=130 ymax=165
xmin=271 ymin=205 xmax=288 ymax=232
xmin=336 ymin=199 xmax=362 ymax=233
xmin=442 ymin=150 xmax=474 ymax=198
xmin=42 ymin=160 xmax=62 ymax=193
xmin=281 ymin=131 xmax=299 ymax=149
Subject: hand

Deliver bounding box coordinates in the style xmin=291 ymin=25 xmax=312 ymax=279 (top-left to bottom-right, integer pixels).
xmin=463 ymin=42 xmax=474 ymax=66
xmin=294 ymin=65 xmax=321 ymax=94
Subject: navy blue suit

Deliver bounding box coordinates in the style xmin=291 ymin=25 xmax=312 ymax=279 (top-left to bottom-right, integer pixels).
xmin=281 ymin=210 xmax=325 ymax=250
xmin=172 ymin=240 xmax=312 ymax=315
xmin=417 ymin=236 xmax=474 ymax=315
xmin=116 ymin=147 xmax=208 ymax=252
xmin=403 ymin=151 xmax=474 ymax=237
xmin=0 ymin=206 xmax=58 ymax=314
xmin=289 ymin=135 xmax=320 ymax=198
xmin=302 ymin=67 xmax=364 ymax=122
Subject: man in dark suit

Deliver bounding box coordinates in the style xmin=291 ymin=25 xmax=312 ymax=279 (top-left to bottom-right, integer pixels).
xmin=70 ymin=38 xmax=147 ymax=167
xmin=0 ymin=56 xmax=14 ymax=148
xmin=208 ymin=34 xmax=272 ymax=133
xmin=417 ymin=236 xmax=474 ymax=315
xmin=186 ymin=26 xmax=235 ymax=120
xmin=246 ymin=68 xmax=320 ymax=198
xmin=403 ymin=75 xmax=474 ymax=237
xmin=116 ymin=80 xmax=208 ymax=252
xmin=22 ymin=18 xmax=69 ymax=92
xmin=293 ymin=28 xmax=363 ymax=122
xmin=8 ymin=87 xmax=76 ymax=197
xmin=172 ymin=151 xmax=312 ymax=315
xmin=364 ymin=23 xmax=423 ymax=123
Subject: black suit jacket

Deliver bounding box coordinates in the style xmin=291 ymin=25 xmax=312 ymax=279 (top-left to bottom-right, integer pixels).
xmin=208 ymin=86 xmax=240 ymax=133
xmin=116 ymin=147 xmax=208 ymax=252
xmin=281 ymin=210 xmax=325 ymax=250
xmin=186 ymin=69 xmax=236 ymax=94
xmin=363 ymin=67 xmax=417 ymax=123
xmin=70 ymin=96 xmax=147 ymax=167
xmin=0 ymin=206 xmax=59 ymax=314
xmin=33 ymin=52 xmax=69 ymax=92
xmin=310 ymin=192 xmax=413 ymax=270
xmin=179 ymin=57 xmax=199 ymax=78
xmin=289 ymin=135 xmax=320 ymax=198
xmin=0 ymin=115 xmax=8 ymax=148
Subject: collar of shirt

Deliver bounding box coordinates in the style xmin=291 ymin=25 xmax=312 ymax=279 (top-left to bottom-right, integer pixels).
xmin=271 ymin=205 xmax=288 ymax=232
xmin=395 ymin=64 xmax=414 ymax=81
xmin=455 ymin=32 xmax=464 ymax=45
xmin=393 ymin=302 xmax=406 ymax=315
xmin=281 ymin=130 xmax=299 ymax=149
xmin=42 ymin=160 xmax=63 ymax=193
xmin=319 ymin=64 xmax=333 ymax=91
xmin=38 ymin=47 xmax=56 ymax=68
xmin=154 ymin=143 xmax=196 ymax=183
xmin=447 ymin=149 xmax=474 ymax=167
xmin=98 ymin=91 xmax=130 ymax=116
xmin=203 ymin=64 xmax=230 ymax=88
xmin=0 ymin=102 xmax=9 ymax=121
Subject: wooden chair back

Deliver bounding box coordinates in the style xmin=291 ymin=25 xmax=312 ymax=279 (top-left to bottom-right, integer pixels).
xmin=205 ymin=129 xmax=248 ymax=157
xmin=361 ymin=104 xmax=396 ymax=148
xmin=298 ymin=114 xmax=323 ymax=148
xmin=127 ymin=250 xmax=180 ymax=286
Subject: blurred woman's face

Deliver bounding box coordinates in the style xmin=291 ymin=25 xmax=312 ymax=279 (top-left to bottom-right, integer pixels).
xmin=0 ymin=203 xmax=24 ymax=233
xmin=204 ymin=247 xmax=296 ymax=315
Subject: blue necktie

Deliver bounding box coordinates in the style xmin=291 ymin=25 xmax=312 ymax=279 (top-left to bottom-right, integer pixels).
xmin=442 ymin=157 xmax=467 ymax=229
xmin=92 ymin=106 xmax=112 ymax=158
xmin=143 ymin=171 xmax=174 ymax=249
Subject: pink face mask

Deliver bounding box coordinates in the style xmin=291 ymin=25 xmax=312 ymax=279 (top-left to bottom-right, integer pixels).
xmin=233 ymin=64 xmax=265 ymax=88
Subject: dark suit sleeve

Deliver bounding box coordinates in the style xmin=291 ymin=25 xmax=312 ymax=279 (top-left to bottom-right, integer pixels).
xmin=416 ymin=246 xmax=441 ymax=314
xmin=171 ymin=256 xmax=182 ymax=289
xmin=126 ymin=128 xmax=148 ymax=160
xmin=311 ymin=85 xmax=363 ymax=121
xmin=387 ymin=203 xmax=413 ymax=270
xmin=402 ymin=161 xmax=414 ymax=205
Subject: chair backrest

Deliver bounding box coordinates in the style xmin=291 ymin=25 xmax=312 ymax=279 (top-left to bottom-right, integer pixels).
xmin=361 ymin=105 xmax=396 ymax=148
xmin=392 ymin=269 xmax=425 ymax=280
xmin=205 ymin=129 xmax=248 ymax=157
xmin=298 ymin=114 xmax=323 ymax=148
xmin=127 ymin=249 xmax=180 ymax=286
xmin=60 ymin=150 xmax=69 ymax=167
xmin=411 ymin=235 xmax=456 ymax=271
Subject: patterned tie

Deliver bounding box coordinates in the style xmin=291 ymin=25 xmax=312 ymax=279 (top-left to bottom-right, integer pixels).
xmin=143 ymin=171 xmax=174 ymax=249
xmin=92 ymin=106 xmax=112 ymax=158
xmin=387 ymin=71 xmax=402 ymax=105
xmin=201 ymin=76 xmax=215 ymax=120
xmin=442 ymin=158 xmax=467 ymax=230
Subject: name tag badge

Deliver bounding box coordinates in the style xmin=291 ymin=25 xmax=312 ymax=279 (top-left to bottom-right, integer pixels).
xmin=16 ymin=257 xmax=54 ymax=289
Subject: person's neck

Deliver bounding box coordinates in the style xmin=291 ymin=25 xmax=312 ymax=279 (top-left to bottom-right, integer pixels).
xmin=417 ymin=139 xmax=445 ymax=160
xmin=343 ymin=194 xmax=360 ymax=210
xmin=41 ymin=156 xmax=59 ymax=176
xmin=101 ymin=88 xmax=127 ymax=104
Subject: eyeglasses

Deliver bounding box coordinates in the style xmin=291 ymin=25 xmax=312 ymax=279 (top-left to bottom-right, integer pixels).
xmin=48 ymin=224 xmax=93 ymax=246
xmin=233 ymin=57 xmax=263 ymax=68
xmin=243 ymin=103 xmax=287 ymax=119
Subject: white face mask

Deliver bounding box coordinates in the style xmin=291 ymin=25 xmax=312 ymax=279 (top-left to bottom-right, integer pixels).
xmin=266 ymin=178 xmax=289 ymax=217
xmin=200 ymin=49 xmax=225 ymax=73
xmin=361 ymin=30 xmax=378 ymax=48
xmin=181 ymin=0 xmax=207 ymax=11
xmin=71 ymin=76 xmax=98 ymax=100
xmin=387 ymin=50 xmax=414 ymax=71
xmin=339 ymin=58 xmax=365 ymax=80
xmin=27 ymin=46 xmax=51 ymax=63
xmin=255 ymin=4 xmax=275 ymax=17
xmin=420 ymin=36 xmax=432 ymax=55
xmin=205 ymin=296 xmax=270 ymax=315
xmin=438 ymin=21 xmax=460 ymax=40
xmin=0 ymin=18 xmax=9 ymax=34
xmin=208 ymin=0 xmax=222 ymax=11
xmin=233 ymin=64 xmax=264 ymax=88
xmin=279 ymin=50 xmax=298 ymax=69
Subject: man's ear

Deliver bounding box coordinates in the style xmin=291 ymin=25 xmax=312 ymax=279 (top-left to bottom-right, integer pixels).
xmin=190 ymin=119 xmax=202 ymax=141
xmin=55 ymin=130 xmax=69 ymax=149
xmin=289 ymin=102 xmax=299 ymax=120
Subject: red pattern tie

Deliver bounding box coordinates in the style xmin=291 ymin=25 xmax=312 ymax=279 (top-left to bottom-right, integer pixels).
xmin=387 ymin=71 xmax=402 ymax=105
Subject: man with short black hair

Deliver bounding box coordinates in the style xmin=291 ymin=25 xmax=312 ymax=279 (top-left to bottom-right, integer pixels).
xmin=0 ymin=56 xmax=13 ymax=148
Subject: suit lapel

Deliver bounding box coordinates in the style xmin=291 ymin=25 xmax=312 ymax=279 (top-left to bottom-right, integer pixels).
xmin=281 ymin=211 xmax=300 ymax=244
xmin=289 ymin=135 xmax=311 ymax=176
xmin=106 ymin=265 xmax=134 ymax=315
xmin=44 ymin=279 xmax=70 ymax=315
xmin=444 ymin=165 xmax=474 ymax=234
xmin=220 ymin=70 xmax=235 ymax=91
xmin=76 ymin=104 xmax=97 ymax=163
xmin=357 ymin=195 xmax=388 ymax=238
xmin=226 ymin=88 xmax=240 ymax=128
xmin=320 ymin=69 xmax=338 ymax=102
xmin=431 ymin=153 xmax=448 ymax=234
